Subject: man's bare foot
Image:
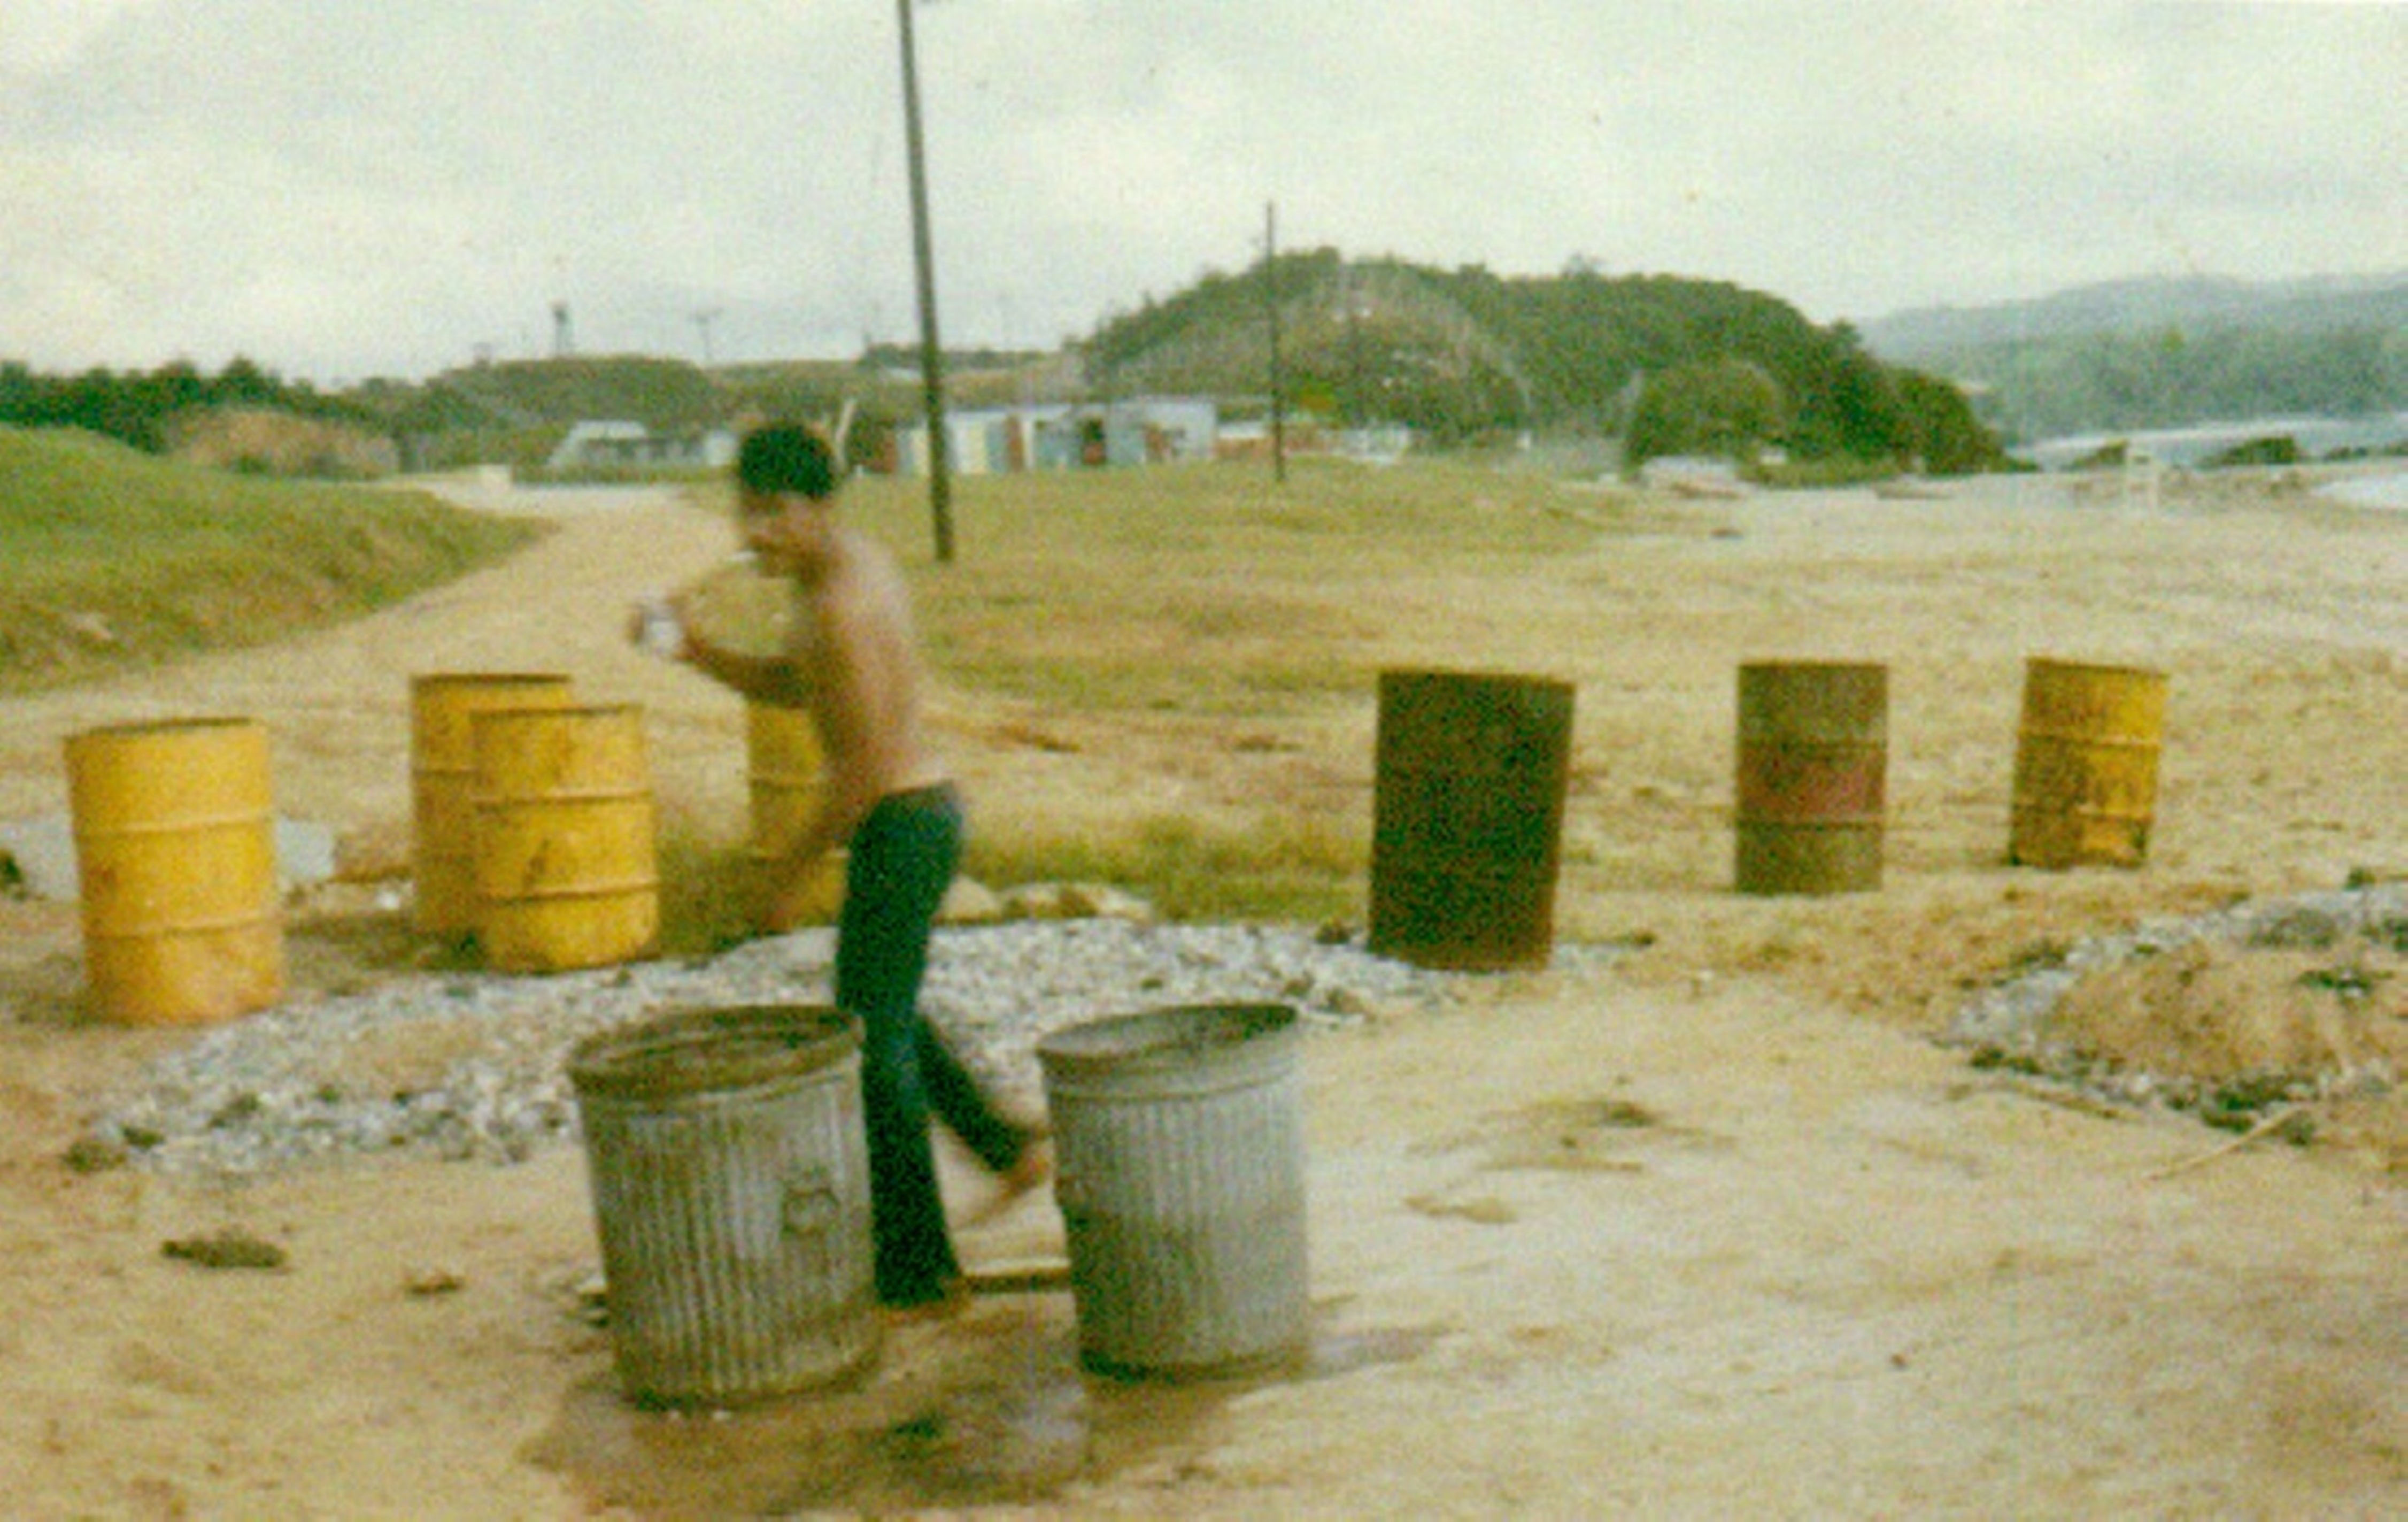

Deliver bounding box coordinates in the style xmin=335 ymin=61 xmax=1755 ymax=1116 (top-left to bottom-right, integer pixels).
xmin=962 ymin=1136 xmax=1052 ymax=1226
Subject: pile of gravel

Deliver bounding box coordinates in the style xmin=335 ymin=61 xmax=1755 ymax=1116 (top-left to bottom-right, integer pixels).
xmin=78 ymin=920 xmax=1572 ymax=1178
xmin=1944 ymin=882 xmax=2408 ymax=1117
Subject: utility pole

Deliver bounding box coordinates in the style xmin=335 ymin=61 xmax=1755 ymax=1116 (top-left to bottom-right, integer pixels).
xmin=1265 ymin=201 xmax=1287 ymax=486
xmin=897 ymin=0 xmax=955 ymax=563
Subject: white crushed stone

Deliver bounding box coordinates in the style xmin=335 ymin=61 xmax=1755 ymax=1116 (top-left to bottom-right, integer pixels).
xmin=84 ymin=921 xmax=1612 ymax=1178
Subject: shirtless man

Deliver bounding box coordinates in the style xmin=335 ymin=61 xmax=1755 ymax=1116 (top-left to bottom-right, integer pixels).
xmin=669 ymin=422 xmax=1043 ymax=1313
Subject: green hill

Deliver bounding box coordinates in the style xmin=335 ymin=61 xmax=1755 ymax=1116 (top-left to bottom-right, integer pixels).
xmin=1085 ymin=250 xmax=2000 ymax=471
xmin=0 ymin=426 xmax=543 ymax=693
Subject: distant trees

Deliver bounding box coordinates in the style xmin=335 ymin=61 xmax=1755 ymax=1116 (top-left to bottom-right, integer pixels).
xmin=1890 ymin=368 xmax=2008 ymax=475
xmin=1625 ymin=359 xmax=1788 ymax=467
xmin=1912 ymin=325 xmax=2408 ymax=442
xmin=0 ymin=357 xmax=358 ymax=454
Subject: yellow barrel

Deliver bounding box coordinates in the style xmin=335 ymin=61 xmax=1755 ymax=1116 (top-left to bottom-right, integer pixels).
xmin=411 ymin=673 xmax=575 ymax=936
xmin=472 ymin=704 xmax=660 ymax=973
xmin=744 ymin=702 xmax=846 ymax=926
xmin=66 ymin=718 xmax=284 ymax=1025
xmin=1733 ymin=662 xmax=1887 ymax=895
xmin=2010 ymin=658 xmax=2168 ymax=869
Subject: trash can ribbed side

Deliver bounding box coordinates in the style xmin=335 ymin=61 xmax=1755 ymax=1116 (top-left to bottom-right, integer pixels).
xmin=569 ymin=1006 xmax=877 ymax=1407
xmin=1039 ymin=1004 xmax=1308 ymax=1379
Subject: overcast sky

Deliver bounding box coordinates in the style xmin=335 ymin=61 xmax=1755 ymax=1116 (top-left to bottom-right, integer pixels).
xmin=3 ymin=1 xmax=2401 ymax=384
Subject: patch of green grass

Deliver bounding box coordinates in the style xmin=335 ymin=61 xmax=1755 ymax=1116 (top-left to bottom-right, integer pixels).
xmin=668 ymin=455 xmax=1624 ymax=924
xmin=0 ymin=426 xmax=544 ymax=693
xmin=965 ymin=809 xmax=1367 ymax=925
xmin=782 ymin=457 xmax=1607 ymax=719
xmin=651 ymin=805 xmax=1365 ymax=945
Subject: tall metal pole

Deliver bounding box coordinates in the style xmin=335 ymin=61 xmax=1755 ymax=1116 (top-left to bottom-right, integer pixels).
xmin=1265 ymin=201 xmax=1287 ymax=486
xmin=897 ymin=0 xmax=954 ymax=562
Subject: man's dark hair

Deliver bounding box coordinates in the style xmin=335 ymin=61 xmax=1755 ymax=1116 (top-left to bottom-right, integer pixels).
xmin=738 ymin=424 xmax=837 ymax=499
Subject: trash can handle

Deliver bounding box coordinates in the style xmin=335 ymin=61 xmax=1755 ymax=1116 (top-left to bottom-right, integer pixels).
xmin=782 ymin=1172 xmax=838 ymax=1238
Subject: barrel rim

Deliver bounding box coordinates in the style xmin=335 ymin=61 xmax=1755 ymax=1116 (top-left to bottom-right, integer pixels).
xmin=66 ymin=716 xmax=264 ymax=745
xmin=569 ymin=1004 xmax=860 ymax=1101
xmin=1377 ymin=665 xmax=1575 ymax=696
xmin=1037 ymin=1002 xmax=1299 ymax=1073
xmin=2022 ymin=656 xmax=2168 ymax=683
xmin=1736 ymin=658 xmax=1888 ymax=677
xmin=410 ymin=671 xmax=574 ymax=692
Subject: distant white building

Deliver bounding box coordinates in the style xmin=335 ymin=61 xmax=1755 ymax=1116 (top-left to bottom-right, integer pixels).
xmin=547 ymin=421 xmax=737 ymax=473
xmin=893 ymin=397 xmax=1218 ymax=476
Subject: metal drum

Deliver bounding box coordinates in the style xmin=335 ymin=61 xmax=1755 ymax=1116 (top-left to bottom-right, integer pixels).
xmin=1733 ymin=662 xmax=1887 ymax=895
xmin=744 ymin=701 xmax=845 ymax=925
xmin=410 ymin=672 xmax=574 ymax=936
xmin=66 ymin=717 xmax=284 ymax=1025
xmin=1369 ymin=669 xmax=1574 ymax=970
xmin=472 ymin=703 xmax=659 ymax=972
xmin=2010 ymin=658 xmax=2167 ymax=869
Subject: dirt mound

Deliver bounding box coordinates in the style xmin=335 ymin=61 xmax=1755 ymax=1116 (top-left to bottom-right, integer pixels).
xmin=2055 ymin=933 xmax=2406 ymax=1082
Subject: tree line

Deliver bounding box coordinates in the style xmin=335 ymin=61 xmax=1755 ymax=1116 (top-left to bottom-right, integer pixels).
xmin=0 ymin=358 xmax=365 ymax=455
xmin=1919 ymin=326 xmax=2408 ymax=443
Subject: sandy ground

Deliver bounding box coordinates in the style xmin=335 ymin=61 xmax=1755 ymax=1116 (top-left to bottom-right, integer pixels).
xmin=2 ymin=467 xmax=2405 ymax=1518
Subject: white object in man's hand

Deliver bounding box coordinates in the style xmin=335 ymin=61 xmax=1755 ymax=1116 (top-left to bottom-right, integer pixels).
xmin=629 ymin=595 xmax=688 ymax=660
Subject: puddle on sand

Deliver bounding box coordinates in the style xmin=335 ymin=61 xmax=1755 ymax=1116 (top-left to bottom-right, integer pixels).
xmin=527 ymin=1298 xmax=1440 ymax=1517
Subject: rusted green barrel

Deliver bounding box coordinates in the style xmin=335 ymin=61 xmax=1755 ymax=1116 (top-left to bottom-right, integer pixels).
xmin=1369 ymin=669 xmax=1574 ymax=970
xmin=2009 ymin=658 xmax=2168 ymax=869
xmin=1038 ymin=1003 xmax=1308 ymax=1379
xmin=569 ymin=1005 xmax=877 ymax=1407
xmin=1733 ymin=662 xmax=1887 ymax=895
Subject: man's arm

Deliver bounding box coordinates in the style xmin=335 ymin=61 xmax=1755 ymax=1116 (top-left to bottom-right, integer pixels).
xmin=670 ymin=616 xmax=811 ymax=708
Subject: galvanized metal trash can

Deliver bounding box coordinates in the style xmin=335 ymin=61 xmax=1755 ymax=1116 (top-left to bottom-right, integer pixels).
xmin=569 ymin=1005 xmax=877 ymax=1407
xmin=1037 ymin=1003 xmax=1308 ymax=1379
